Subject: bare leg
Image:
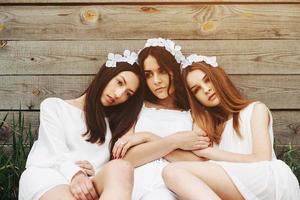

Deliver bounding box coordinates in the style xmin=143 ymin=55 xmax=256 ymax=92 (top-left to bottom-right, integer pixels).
xmin=92 ymin=159 xmax=134 ymax=200
xmin=40 ymin=185 xmax=76 ymax=200
xmin=162 ymin=161 xmax=244 ymax=200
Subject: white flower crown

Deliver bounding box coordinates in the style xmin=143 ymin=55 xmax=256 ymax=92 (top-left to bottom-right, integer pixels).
xmin=144 ymin=37 xmax=185 ymax=64
xmin=105 ymin=50 xmax=138 ymax=68
xmin=181 ymin=54 xmax=218 ymax=69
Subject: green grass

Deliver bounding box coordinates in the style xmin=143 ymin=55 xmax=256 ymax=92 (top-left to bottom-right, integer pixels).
xmin=0 ymin=111 xmax=36 ymax=200
xmin=277 ymin=142 xmax=300 ymax=182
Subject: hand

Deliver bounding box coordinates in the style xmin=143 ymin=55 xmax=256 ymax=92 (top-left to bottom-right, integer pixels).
xmin=75 ymin=160 xmax=95 ymax=177
xmin=193 ymin=147 xmax=214 ymax=158
xmin=70 ymin=171 xmax=98 ymax=200
xmin=171 ymin=129 xmax=210 ymax=151
xmin=112 ymin=132 xmax=154 ymax=159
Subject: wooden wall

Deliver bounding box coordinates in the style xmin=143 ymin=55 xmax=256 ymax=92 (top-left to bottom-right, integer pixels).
xmin=0 ymin=1 xmax=300 ymax=150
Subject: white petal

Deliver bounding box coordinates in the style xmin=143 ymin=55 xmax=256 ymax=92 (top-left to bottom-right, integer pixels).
xmin=123 ymin=50 xmax=130 ymax=57
xmin=108 ymin=53 xmax=114 ymax=60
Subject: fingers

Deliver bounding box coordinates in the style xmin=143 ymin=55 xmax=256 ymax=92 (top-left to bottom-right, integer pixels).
xmin=195 ymin=130 xmax=208 ymax=137
xmin=86 ymin=180 xmax=98 ymax=199
xmin=120 ymin=142 xmax=131 ymax=158
xmin=115 ymin=140 xmax=127 ymax=159
xmin=70 ymin=176 xmax=98 ymax=200
xmin=193 ymin=141 xmax=210 ymax=150
xmin=197 ymin=135 xmax=210 ymax=142
xmin=75 ymin=161 xmax=95 ymax=176
xmin=81 ymin=182 xmax=94 ymax=200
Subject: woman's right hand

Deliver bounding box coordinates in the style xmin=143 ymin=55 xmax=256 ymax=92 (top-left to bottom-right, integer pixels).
xmin=112 ymin=132 xmax=158 ymax=159
xmin=171 ymin=130 xmax=210 ymax=151
xmin=70 ymin=171 xmax=98 ymax=200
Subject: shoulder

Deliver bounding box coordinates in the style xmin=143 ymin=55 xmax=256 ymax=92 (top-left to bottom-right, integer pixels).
xmin=252 ymin=102 xmax=269 ymax=115
xmin=250 ymin=102 xmax=270 ymax=124
xmin=40 ymin=97 xmax=63 ymax=112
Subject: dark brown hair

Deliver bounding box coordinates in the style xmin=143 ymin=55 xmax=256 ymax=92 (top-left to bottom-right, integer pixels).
xmin=83 ymin=62 xmax=145 ymax=154
xmin=138 ymin=46 xmax=189 ymax=110
xmin=182 ymin=62 xmax=252 ymax=144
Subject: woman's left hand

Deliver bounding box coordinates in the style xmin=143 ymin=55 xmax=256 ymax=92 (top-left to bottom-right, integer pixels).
xmin=193 ymin=147 xmax=214 ymax=158
xmin=75 ymin=160 xmax=95 ymax=177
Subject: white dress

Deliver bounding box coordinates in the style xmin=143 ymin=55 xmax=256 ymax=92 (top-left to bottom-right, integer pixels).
xmin=132 ymin=104 xmax=193 ymax=200
xmin=212 ymin=102 xmax=300 ymax=200
xmin=19 ymin=98 xmax=112 ymax=200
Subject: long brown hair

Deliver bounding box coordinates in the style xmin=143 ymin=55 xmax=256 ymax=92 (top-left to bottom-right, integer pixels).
xmin=182 ymin=62 xmax=252 ymax=144
xmin=83 ymin=62 xmax=145 ymax=154
xmin=138 ymin=46 xmax=189 ymax=110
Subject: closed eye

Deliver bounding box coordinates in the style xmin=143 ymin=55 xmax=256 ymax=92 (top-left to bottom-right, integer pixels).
xmin=191 ymin=86 xmax=201 ymax=94
xmin=116 ymin=79 xmax=123 ymax=86
xmin=145 ymin=72 xmax=153 ymax=79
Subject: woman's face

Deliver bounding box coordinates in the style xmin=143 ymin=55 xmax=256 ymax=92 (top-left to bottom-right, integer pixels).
xmin=101 ymin=71 xmax=139 ymax=107
xmin=143 ymin=55 xmax=174 ymax=99
xmin=186 ymin=69 xmax=220 ymax=107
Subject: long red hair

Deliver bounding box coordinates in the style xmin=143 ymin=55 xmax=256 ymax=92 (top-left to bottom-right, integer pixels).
xmin=182 ymin=62 xmax=252 ymax=144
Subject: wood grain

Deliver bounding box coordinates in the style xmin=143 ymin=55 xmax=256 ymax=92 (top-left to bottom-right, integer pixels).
xmin=1 ymin=40 xmax=300 ymax=75
xmin=1 ymin=5 xmax=300 ymax=40
xmin=0 ymin=75 xmax=299 ymax=110
xmin=2 ymin=0 xmax=300 ymax=3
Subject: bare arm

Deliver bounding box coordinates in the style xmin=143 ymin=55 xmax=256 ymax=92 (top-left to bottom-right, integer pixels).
xmin=123 ymin=134 xmax=178 ymax=167
xmin=164 ymin=149 xmax=206 ymax=162
xmin=122 ymin=131 xmax=209 ymax=167
xmin=194 ymin=103 xmax=272 ymax=163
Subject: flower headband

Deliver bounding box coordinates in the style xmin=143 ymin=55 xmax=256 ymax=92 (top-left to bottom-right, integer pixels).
xmin=181 ymin=54 xmax=218 ymax=69
xmin=143 ymin=37 xmax=185 ymax=64
xmin=106 ymin=50 xmax=138 ymax=68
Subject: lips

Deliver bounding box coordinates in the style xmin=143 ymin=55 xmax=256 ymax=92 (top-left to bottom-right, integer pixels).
xmin=208 ymin=93 xmax=216 ymax=101
xmin=154 ymin=87 xmax=166 ymax=93
xmin=106 ymin=95 xmax=115 ymax=104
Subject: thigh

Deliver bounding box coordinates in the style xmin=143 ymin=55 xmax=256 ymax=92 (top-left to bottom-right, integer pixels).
xmin=173 ymin=161 xmax=244 ymax=200
xmin=40 ymin=185 xmax=76 ymax=200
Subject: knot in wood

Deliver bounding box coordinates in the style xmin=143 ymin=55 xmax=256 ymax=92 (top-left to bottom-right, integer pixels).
xmin=0 ymin=40 xmax=7 ymax=48
xmin=80 ymin=8 xmax=99 ymax=25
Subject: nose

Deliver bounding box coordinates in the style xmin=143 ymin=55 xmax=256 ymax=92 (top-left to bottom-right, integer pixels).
xmin=203 ymin=85 xmax=212 ymax=94
xmin=114 ymin=87 xmax=126 ymax=98
xmin=153 ymin=74 xmax=162 ymax=85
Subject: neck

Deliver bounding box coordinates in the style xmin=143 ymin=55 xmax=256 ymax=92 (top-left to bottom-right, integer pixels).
xmin=156 ymin=95 xmax=176 ymax=109
xmin=72 ymin=94 xmax=86 ymax=110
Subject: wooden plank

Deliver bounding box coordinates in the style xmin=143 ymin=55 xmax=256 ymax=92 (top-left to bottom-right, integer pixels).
xmin=1 ymin=110 xmax=299 ymax=146
xmin=1 ymin=5 xmax=300 ymax=40
xmin=0 ymin=75 xmax=299 ymax=110
xmin=2 ymin=1 xmax=300 ymax=3
xmin=1 ymin=40 xmax=300 ymax=75
xmin=2 ymin=0 xmax=300 ymax=3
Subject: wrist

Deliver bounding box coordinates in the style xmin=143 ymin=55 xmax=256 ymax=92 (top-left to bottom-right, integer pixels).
xmin=165 ymin=134 xmax=180 ymax=150
xmin=144 ymin=132 xmax=160 ymax=142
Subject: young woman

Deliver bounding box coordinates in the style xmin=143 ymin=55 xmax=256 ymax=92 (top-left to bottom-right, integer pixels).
xmin=162 ymin=54 xmax=300 ymax=200
xmin=112 ymin=38 xmax=210 ymax=200
xmin=19 ymin=50 xmax=145 ymax=200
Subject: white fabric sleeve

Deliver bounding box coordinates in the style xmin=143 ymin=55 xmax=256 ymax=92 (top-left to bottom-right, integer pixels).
xmin=26 ymin=98 xmax=83 ymax=182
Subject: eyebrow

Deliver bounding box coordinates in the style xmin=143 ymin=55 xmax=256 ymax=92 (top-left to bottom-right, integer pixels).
xmin=120 ymin=75 xmax=135 ymax=94
xmin=202 ymin=74 xmax=207 ymax=80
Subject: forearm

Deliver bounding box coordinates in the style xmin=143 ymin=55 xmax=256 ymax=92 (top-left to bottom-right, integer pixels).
xmin=195 ymin=147 xmax=272 ymax=163
xmin=123 ymin=135 xmax=178 ymax=167
xmin=164 ymin=149 xmax=206 ymax=162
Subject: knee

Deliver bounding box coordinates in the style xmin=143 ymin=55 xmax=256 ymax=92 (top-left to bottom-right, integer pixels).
xmin=162 ymin=163 xmax=182 ymax=185
xmin=105 ymin=159 xmax=134 ymax=181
